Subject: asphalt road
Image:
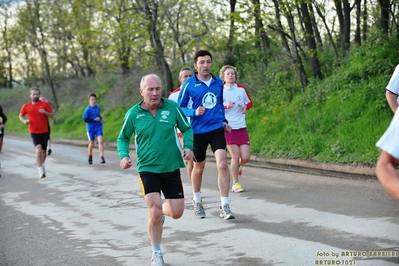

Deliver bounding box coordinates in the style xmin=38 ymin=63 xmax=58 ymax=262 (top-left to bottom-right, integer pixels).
xmin=0 ymin=137 xmax=398 ymax=266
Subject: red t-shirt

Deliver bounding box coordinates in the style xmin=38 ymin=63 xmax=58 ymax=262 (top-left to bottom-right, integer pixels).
xmin=20 ymin=100 xmax=53 ymax=133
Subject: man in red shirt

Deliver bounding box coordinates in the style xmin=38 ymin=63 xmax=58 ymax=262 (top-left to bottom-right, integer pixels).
xmin=19 ymin=88 xmax=54 ymax=179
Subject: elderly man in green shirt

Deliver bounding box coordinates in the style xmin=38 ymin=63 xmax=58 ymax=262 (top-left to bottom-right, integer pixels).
xmin=117 ymin=73 xmax=193 ymax=266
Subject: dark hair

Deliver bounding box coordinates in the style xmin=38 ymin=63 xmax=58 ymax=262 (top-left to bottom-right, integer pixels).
xmin=88 ymin=93 xmax=97 ymax=100
xmin=194 ymin=50 xmax=212 ymax=63
xmin=0 ymin=105 xmax=2 ymax=113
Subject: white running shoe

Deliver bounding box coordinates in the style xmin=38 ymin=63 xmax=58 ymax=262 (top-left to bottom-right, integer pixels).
xmin=38 ymin=168 xmax=46 ymax=179
xmin=151 ymin=251 xmax=165 ymax=266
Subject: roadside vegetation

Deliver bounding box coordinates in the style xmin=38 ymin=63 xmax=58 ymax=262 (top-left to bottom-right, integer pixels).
xmin=2 ymin=33 xmax=396 ymax=166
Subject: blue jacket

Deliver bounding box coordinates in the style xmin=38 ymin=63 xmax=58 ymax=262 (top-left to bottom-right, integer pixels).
xmin=83 ymin=105 xmax=103 ymax=132
xmin=177 ymin=73 xmax=226 ymax=134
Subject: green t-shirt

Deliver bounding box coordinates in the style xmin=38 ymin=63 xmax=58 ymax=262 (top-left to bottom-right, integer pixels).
xmin=117 ymin=98 xmax=193 ymax=173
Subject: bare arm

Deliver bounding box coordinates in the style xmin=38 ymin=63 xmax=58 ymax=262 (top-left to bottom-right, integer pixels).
xmin=19 ymin=113 xmax=29 ymax=124
xmin=43 ymin=110 xmax=54 ymax=119
xmin=386 ymin=90 xmax=398 ymax=113
xmin=376 ymin=151 xmax=399 ymax=200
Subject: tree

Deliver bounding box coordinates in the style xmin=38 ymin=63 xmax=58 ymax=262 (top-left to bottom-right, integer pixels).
xmin=354 ymin=0 xmax=362 ymax=45
xmin=362 ymin=0 xmax=368 ymax=41
xmin=0 ymin=0 xmax=15 ymax=88
xmin=251 ymin=0 xmax=270 ymax=64
xmin=299 ymin=1 xmax=323 ymax=79
xmin=334 ymin=0 xmax=351 ymax=51
xmin=141 ymin=0 xmax=173 ymax=93
xmin=313 ymin=1 xmax=339 ymax=64
xmin=17 ymin=0 xmax=59 ymax=110
xmin=278 ymin=0 xmax=308 ymax=87
xmin=98 ymin=0 xmax=143 ymax=75
xmin=378 ymin=0 xmax=390 ymax=34
xmin=226 ymin=0 xmax=237 ymax=66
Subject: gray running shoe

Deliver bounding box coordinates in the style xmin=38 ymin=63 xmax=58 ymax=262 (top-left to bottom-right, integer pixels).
xmin=220 ymin=204 xmax=235 ymax=220
xmin=192 ymin=199 xmax=205 ymax=219
xmin=151 ymin=251 xmax=165 ymax=266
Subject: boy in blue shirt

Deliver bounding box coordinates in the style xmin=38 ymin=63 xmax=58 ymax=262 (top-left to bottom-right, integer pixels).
xmin=83 ymin=93 xmax=105 ymax=164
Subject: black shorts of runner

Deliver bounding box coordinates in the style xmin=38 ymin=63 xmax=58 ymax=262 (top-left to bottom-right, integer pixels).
xmin=0 ymin=128 xmax=4 ymax=138
xmin=139 ymin=169 xmax=184 ymax=199
xmin=193 ymin=127 xmax=226 ymax=163
xmin=30 ymin=132 xmax=50 ymax=151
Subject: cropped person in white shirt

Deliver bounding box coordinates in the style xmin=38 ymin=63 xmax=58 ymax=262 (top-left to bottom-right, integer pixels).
xmin=385 ymin=64 xmax=399 ymax=113
xmin=219 ymin=65 xmax=253 ymax=193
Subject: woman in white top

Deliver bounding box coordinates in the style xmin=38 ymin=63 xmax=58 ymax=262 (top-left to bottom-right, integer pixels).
xmin=219 ymin=65 xmax=253 ymax=193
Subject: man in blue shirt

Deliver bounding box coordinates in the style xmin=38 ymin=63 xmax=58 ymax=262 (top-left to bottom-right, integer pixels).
xmin=83 ymin=93 xmax=105 ymax=164
xmin=178 ymin=50 xmax=235 ymax=220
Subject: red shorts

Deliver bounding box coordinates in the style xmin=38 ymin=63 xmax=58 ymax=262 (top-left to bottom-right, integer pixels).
xmin=225 ymin=128 xmax=250 ymax=146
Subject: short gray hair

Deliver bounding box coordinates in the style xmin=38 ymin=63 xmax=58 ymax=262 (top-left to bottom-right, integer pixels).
xmin=140 ymin=74 xmax=162 ymax=88
xmin=30 ymin=87 xmax=41 ymax=93
xmin=179 ymin=67 xmax=193 ymax=78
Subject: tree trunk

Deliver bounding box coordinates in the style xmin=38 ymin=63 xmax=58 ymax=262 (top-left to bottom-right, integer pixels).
xmin=308 ymin=3 xmax=323 ymax=48
xmin=362 ymin=0 xmax=368 ymax=41
xmin=251 ymin=0 xmax=270 ymax=64
xmin=287 ymin=15 xmax=308 ymax=87
xmin=226 ymin=0 xmax=236 ymax=66
xmin=271 ymin=0 xmax=291 ymax=59
xmin=378 ymin=0 xmax=390 ymax=34
xmin=354 ymin=0 xmax=362 ymax=45
xmin=342 ymin=0 xmax=351 ymax=51
xmin=143 ymin=0 xmax=173 ymax=94
xmin=300 ymin=3 xmax=323 ymax=79
xmin=7 ymin=52 xmax=12 ymax=88
xmin=314 ymin=2 xmax=339 ymax=64
xmin=0 ymin=2 xmax=13 ymax=88
xmin=278 ymin=1 xmax=308 ymax=87
xmin=334 ymin=1 xmax=345 ymax=51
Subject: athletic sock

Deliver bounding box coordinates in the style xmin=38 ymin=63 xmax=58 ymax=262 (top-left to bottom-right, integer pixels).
xmin=193 ymin=192 xmax=202 ymax=203
xmin=151 ymin=242 xmax=161 ymax=253
xmin=221 ymin=197 xmax=229 ymax=206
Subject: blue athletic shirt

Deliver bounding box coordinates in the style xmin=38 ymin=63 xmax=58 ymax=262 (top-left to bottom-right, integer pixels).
xmin=83 ymin=105 xmax=103 ymax=132
xmin=177 ymin=73 xmax=226 ymax=134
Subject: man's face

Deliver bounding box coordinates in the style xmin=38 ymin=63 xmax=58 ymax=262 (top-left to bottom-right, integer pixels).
xmin=30 ymin=90 xmax=40 ymax=103
xmin=179 ymin=69 xmax=193 ymax=85
xmin=140 ymin=76 xmax=162 ymax=107
xmin=89 ymin=96 xmax=97 ymax=107
xmin=194 ymin=55 xmax=212 ymax=78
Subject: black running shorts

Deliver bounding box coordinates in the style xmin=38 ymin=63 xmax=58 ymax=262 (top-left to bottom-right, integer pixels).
xmin=30 ymin=132 xmax=50 ymax=151
xmin=138 ymin=169 xmax=184 ymax=199
xmin=193 ymin=127 xmax=226 ymax=162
